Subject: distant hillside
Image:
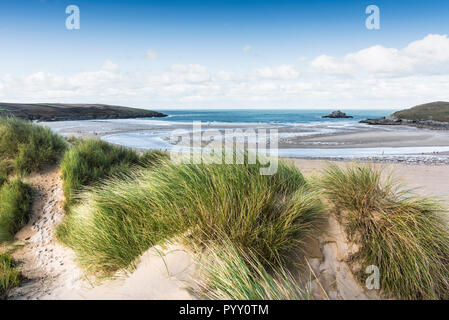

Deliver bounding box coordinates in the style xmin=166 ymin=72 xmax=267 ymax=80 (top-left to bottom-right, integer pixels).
xmin=393 ymin=101 xmax=449 ymax=122
xmin=360 ymin=101 xmax=449 ymax=129
xmin=0 ymin=103 xmax=167 ymax=122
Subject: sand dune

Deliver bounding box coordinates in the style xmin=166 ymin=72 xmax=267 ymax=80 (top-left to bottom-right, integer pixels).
xmin=11 ymin=167 xmax=196 ymax=300
xmin=9 ymin=160 xmax=448 ymax=300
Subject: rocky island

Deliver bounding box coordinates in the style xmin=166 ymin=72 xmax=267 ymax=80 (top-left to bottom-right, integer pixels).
xmin=322 ymin=110 xmax=353 ymax=118
xmin=0 ymin=103 xmax=167 ymax=122
xmin=360 ymin=101 xmax=449 ymax=130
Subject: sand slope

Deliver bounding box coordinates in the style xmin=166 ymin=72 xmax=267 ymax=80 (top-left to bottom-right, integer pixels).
xmin=10 ymin=167 xmax=196 ymax=300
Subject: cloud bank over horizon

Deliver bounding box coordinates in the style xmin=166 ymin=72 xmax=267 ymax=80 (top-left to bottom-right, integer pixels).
xmin=1 ymin=34 xmax=449 ymax=110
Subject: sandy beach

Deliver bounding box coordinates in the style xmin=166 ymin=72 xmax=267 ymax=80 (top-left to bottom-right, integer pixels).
xmin=42 ymin=119 xmax=449 ymax=149
xmin=41 ymin=119 xmax=449 ymax=165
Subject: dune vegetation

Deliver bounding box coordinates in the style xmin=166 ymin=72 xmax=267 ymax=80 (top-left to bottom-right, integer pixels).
xmin=0 ymin=117 xmax=66 ymax=175
xmin=61 ymin=139 xmax=140 ymax=208
xmin=0 ymin=253 xmax=22 ymax=300
xmin=0 ymin=116 xmax=63 ymax=245
xmin=139 ymin=149 xmax=170 ymax=168
xmin=197 ymin=242 xmax=310 ymax=300
xmin=0 ymin=179 xmax=33 ymax=243
xmin=61 ymin=139 xmax=169 ymax=208
xmin=57 ymin=141 xmax=449 ymax=300
xmin=57 ymin=157 xmax=324 ymax=278
xmin=321 ymin=164 xmax=449 ymax=300
xmin=0 ymin=173 xmax=7 ymax=187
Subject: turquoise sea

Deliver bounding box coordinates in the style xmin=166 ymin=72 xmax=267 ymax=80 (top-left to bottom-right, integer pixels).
xmin=154 ymin=109 xmax=394 ymax=124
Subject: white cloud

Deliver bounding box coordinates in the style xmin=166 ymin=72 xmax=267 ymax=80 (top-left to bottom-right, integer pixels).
xmin=101 ymin=60 xmax=118 ymax=72
xmin=146 ymin=49 xmax=159 ymax=60
xmin=170 ymin=64 xmax=207 ymax=74
xmin=242 ymin=45 xmax=252 ymax=53
xmin=310 ymin=34 xmax=449 ymax=76
xmin=252 ymin=65 xmax=299 ymax=80
xmin=215 ymin=71 xmax=234 ymax=81
xmin=153 ymin=64 xmax=210 ymax=84
xmin=404 ymin=34 xmax=449 ymax=63
xmin=1 ymin=35 xmax=449 ymax=108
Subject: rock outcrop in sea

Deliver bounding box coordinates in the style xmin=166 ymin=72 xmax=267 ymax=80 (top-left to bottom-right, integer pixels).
xmin=322 ymin=110 xmax=353 ymax=119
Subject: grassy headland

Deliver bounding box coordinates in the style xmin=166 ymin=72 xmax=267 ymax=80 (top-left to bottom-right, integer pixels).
xmin=393 ymin=101 xmax=449 ymax=122
xmin=0 ymin=102 xmax=167 ymax=122
xmin=361 ymin=101 xmax=449 ymax=129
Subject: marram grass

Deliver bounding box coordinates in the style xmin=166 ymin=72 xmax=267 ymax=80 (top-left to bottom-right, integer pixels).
xmin=61 ymin=139 xmax=140 ymax=208
xmin=0 ymin=179 xmax=33 ymax=243
xmin=196 ymin=241 xmax=310 ymax=300
xmin=60 ymin=139 xmax=169 ymax=208
xmin=321 ymin=164 xmax=449 ymax=300
xmin=0 ymin=253 xmax=22 ymax=300
xmin=58 ymin=157 xmax=324 ymax=275
xmin=0 ymin=117 xmax=66 ymax=175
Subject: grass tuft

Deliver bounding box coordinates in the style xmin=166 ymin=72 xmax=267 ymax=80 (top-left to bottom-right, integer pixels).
xmin=0 ymin=117 xmax=66 ymax=175
xmin=139 ymin=149 xmax=170 ymax=168
xmin=0 ymin=253 xmax=22 ymax=300
xmin=196 ymin=242 xmax=310 ymax=300
xmin=321 ymin=164 xmax=449 ymax=299
xmin=58 ymin=157 xmax=324 ymax=275
xmin=0 ymin=173 xmax=7 ymax=187
xmin=60 ymin=139 xmax=141 ymax=208
xmin=0 ymin=179 xmax=34 ymax=243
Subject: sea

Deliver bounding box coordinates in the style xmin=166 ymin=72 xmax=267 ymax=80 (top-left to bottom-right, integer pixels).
xmin=155 ymin=109 xmax=391 ymax=124
xmin=48 ymin=109 xmax=449 ymax=159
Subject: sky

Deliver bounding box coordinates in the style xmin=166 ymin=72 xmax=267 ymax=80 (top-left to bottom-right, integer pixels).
xmin=0 ymin=0 xmax=449 ymax=109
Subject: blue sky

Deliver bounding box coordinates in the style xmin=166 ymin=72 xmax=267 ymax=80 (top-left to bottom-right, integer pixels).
xmin=1 ymin=0 xmax=449 ymax=109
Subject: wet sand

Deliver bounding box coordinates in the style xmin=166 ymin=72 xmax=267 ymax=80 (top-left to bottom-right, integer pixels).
xmin=42 ymin=119 xmax=449 ymax=151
